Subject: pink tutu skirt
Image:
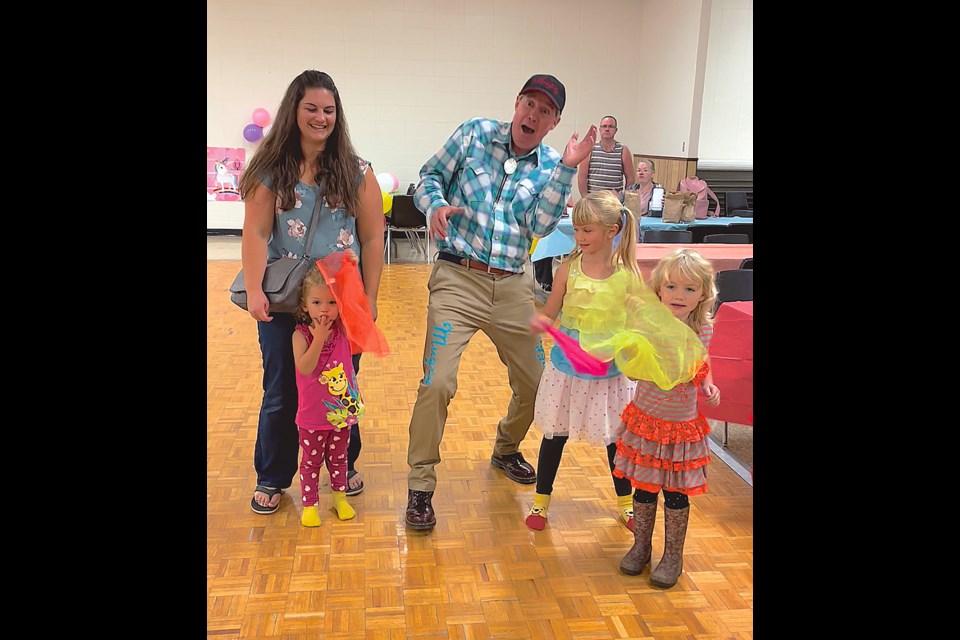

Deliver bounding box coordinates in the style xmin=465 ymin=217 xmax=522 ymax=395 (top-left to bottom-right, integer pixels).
xmin=533 ymin=361 xmax=637 ymax=446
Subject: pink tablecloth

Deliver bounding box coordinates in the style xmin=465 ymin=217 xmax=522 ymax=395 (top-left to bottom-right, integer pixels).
xmin=697 ymin=301 xmax=753 ymax=425
xmin=636 ymin=243 xmax=753 ymax=281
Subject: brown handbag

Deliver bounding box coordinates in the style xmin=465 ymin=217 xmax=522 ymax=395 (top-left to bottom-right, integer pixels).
xmin=623 ymin=190 xmax=642 ymax=219
xmin=662 ymin=191 xmax=697 ymax=223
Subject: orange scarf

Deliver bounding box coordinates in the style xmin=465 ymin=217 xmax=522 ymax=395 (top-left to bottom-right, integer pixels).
xmin=315 ymin=253 xmax=389 ymax=357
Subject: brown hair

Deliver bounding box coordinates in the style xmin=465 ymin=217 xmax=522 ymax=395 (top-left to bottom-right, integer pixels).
xmin=240 ymin=70 xmax=363 ymax=214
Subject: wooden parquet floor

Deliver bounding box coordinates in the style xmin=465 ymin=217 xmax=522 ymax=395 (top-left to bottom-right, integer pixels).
xmin=207 ymin=260 xmax=753 ymax=639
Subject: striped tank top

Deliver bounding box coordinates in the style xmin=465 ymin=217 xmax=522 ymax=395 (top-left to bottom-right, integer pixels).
xmin=586 ymin=141 xmax=625 ymax=192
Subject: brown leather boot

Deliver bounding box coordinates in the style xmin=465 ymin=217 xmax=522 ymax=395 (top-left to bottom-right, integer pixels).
xmin=405 ymin=489 xmax=436 ymax=530
xmin=650 ymin=505 xmax=690 ymax=588
xmin=619 ymin=498 xmax=657 ymax=575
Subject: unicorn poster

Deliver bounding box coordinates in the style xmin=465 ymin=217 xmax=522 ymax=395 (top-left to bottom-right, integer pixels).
xmin=207 ymin=147 xmax=245 ymax=202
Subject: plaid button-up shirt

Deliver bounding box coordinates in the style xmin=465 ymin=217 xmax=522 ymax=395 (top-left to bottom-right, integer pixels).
xmin=415 ymin=117 xmax=575 ymax=273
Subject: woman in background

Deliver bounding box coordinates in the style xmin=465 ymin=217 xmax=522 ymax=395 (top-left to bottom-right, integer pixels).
xmin=623 ymin=159 xmax=662 ymax=217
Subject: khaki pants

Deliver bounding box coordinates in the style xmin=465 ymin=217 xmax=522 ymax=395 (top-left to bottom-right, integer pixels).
xmin=406 ymin=260 xmax=545 ymax=491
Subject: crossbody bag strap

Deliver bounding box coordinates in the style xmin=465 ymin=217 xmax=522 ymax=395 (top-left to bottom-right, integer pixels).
xmin=275 ymin=183 xmax=326 ymax=259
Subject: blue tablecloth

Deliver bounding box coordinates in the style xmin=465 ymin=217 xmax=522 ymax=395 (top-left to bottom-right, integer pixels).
xmin=531 ymin=216 xmax=754 ymax=262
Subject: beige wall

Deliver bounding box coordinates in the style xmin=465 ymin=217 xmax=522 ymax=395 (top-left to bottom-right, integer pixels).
xmin=207 ymin=0 xmax=751 ymax=228
xmin=699 ymin=0 xmax=753 ymax=167
xmin=624 ymin=0 xmax=711 ymax=159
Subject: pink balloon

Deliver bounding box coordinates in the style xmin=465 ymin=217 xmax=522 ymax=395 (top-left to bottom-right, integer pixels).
xmin=252 ymin=108 xmax=271 ymax=128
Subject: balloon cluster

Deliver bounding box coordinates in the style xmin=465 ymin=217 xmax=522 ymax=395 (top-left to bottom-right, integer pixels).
xmin=242 ymin=108 xmax=272 ymax=143
xmin=377 ymin=172 xmax=400 ymax=214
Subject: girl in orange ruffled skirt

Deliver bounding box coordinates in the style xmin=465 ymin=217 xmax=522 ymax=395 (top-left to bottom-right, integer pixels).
xmin=614 ymin=248 xmax=721 ymax=588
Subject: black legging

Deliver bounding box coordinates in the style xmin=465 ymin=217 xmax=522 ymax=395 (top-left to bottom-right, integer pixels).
xmin=634 ymin=487 xmax=689 ymax=510
xmin=347 ymin=353 xmax=362 ymax=471
xmin=535 ymin=434 xmax=633 ymax=497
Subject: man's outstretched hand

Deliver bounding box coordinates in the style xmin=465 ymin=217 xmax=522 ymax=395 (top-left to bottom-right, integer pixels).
xmin=562 ymin=124 xmax=598 ymax=168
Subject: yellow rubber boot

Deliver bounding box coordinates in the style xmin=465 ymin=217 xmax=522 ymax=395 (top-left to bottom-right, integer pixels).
xmin=331 ymin=490 xmax=356 ymax=521
xmin=301 ymin=505 xmax=321 ymax=527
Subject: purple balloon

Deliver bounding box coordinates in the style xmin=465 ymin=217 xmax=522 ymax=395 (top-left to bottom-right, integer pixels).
xmin=242 ymin=123 xmax=263 ymax=143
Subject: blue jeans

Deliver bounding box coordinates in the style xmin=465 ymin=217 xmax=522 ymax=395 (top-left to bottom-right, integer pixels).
xmin=254 ymin=313 xmax=363 ymax=489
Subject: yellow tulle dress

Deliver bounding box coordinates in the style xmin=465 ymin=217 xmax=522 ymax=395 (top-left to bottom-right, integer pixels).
xmin=575 ymin=269 xmax=706 ymax=391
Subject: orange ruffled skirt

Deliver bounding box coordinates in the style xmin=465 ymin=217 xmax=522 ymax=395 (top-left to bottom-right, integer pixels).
xmin=612 ymin=402 xmax=712 ymax=496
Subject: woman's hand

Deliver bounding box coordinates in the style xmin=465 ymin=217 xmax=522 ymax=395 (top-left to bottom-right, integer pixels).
xmin=247 ymin=290 xmax=272 ymax=322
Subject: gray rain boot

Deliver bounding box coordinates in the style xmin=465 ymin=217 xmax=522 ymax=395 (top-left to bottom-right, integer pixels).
xmin=650 ymin=505 xmax=690 ymax=588
xmin=619 ymin=498 xmax=657 ymax=575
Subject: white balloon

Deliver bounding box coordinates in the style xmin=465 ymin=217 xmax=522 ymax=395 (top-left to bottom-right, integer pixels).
xmin=376 ymin=172 xmax=394 ymax=192
xmin=262 ymin=124 xmax=272 ymax=138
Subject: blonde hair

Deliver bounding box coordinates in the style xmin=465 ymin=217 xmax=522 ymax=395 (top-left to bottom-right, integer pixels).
xmin=293 ymin=263 xmax=334 ymax=325
xmin=567 ymin=190 xmax=640 ymax=278
xmin=648 ymin=248 xmax=717 ymax=331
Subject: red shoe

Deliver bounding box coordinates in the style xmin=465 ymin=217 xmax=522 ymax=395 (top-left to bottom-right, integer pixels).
xmin=491 ymin=452 xmax=537 ymax=484
xmin=525 ymin=505 xmax=547 ymax=531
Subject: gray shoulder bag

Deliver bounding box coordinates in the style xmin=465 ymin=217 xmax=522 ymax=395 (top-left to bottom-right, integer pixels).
xmin=229 ymin=188 xmax=324 ymax=314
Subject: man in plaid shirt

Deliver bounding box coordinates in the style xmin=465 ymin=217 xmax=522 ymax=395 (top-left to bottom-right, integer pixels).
xmin=404 ymin=74 xmax=598 ymax=530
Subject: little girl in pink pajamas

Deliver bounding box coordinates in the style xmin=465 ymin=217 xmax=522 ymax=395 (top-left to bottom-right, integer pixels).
xmin=291 ymin=259 xmax=365 ymax=527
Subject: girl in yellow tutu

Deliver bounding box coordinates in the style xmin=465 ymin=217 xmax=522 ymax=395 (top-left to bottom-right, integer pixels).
xmin=525 ymin=191 xmax=704 ymax=532
xmin=615 ymin=248 xmax=720 ymax=588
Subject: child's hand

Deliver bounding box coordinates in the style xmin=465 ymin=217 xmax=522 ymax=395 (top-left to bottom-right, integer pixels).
xmin=701 ymin=382 xmax=720 ymax=406
xmin=309 ymin=316 xmax=334 ymax=343
xmin=529 ymin=313 xmax=552 ymax=334
xmin=343 ymin=248 xmax=359 ymax=264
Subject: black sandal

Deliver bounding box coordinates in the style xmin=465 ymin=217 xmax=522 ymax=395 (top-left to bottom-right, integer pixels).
xmin=250 ymin=485 xmax=283 ymax=514
xmin=345 ymin=470 xmax=364 ymax=496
